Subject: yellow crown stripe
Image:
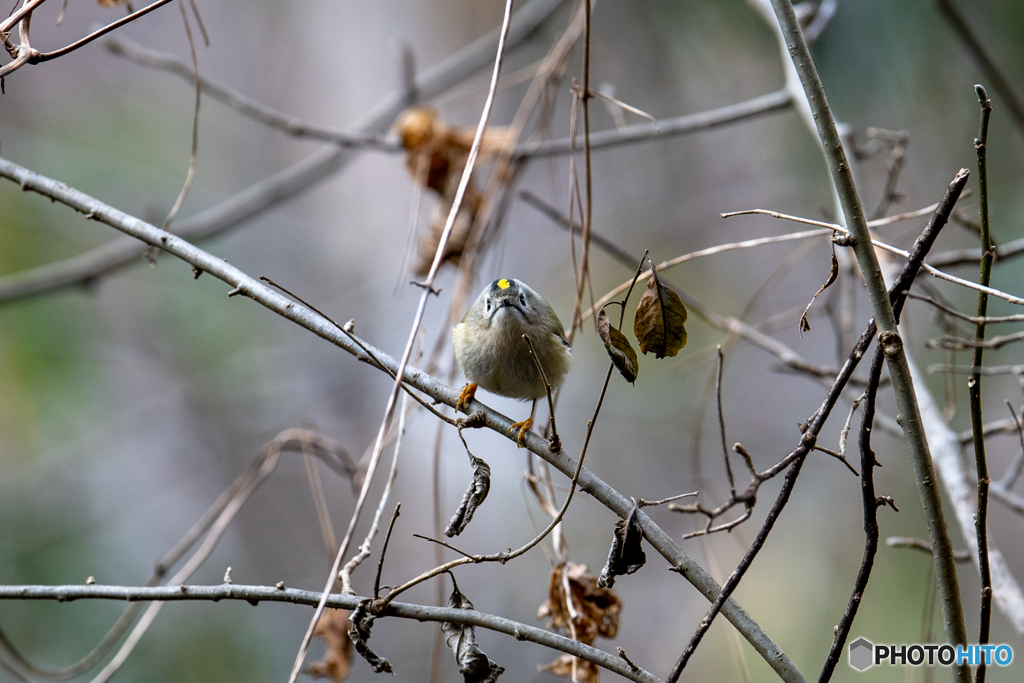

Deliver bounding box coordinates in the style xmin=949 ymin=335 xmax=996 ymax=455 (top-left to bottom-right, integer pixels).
xmin=497 ymin=278 xmax=511 ymax=290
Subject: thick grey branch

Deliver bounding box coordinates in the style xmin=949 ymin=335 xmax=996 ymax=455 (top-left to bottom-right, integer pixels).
xmin=0 ymin=584 xmax=660 ymax=683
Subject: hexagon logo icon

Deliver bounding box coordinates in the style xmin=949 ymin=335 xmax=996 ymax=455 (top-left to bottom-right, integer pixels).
xmin=849 ymin=637 xmax=874 ymax=671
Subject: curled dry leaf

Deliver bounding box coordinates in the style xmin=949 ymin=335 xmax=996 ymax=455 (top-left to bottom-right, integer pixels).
xmin=597 ymin=310 xmax=639 ymax=383
xmin=393 ymin=107 xmax=511 ymax=276
xmin=445 ymin=454 xmax=491 ymax=537
xmin=799 ymin=242 xmax=840 ymax=335
xmin=633 ymin=272 xmax=687 ymax=359
xmin=537 ymin=562 xmax=622 ymax=682
xmin=442 ymin=582 xmax=505 ymax=682
xmin=347 ymin=599 xmax=393 ymax=674
xmin=97 ymin=0 xmax=128 ymax=7
xmin=597 ymin=505 xmax=647 ymax=588
xmin=309 ymin=608 xmax=352 ymax=681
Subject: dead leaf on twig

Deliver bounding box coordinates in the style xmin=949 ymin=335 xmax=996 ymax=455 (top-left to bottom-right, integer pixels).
xmin=633 ymin=271 xmax=687 ymax=359
xmin=97 ymin=0 xmax=127 ymax=7
xmin=597 ymin=505 xmax=646 ymax=588
xmin=442 ymin=579 xmax=505 ymax=682
xmin=347 ymin=599 xmax=393 ymax=674
xmin=446 ymin=454 xmax=491 ymax=537
xmin=799 ymin=241 xmax=840 ymax=335
xmin=538 ymin=562 xmax=621 ymax=681
xmin=394 ymin=107 xmax=511 ymax=276
xmin=597 ymin=310 xmax=638 ymax=383
xmin=308 ymin=608 xmax=352 ymax=681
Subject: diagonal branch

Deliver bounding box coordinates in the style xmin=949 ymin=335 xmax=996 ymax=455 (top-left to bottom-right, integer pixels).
xmin=0 ymin=155 xmax=808 ymax=683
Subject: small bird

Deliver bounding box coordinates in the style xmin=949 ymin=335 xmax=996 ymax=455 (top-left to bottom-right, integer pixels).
xmin=452 ymin=278 xmax=572 ymax=446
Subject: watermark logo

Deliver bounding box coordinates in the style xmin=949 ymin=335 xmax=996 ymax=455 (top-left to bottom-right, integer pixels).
xmin=849 ymin=638 xmax=1014 ymax=671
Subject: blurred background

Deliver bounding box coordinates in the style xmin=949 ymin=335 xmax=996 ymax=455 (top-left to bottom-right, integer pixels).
xmin=1 ymin=0 xmax=1023 ymax=681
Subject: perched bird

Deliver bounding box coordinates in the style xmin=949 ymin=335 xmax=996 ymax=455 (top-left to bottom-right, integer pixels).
xmin=452 ymin=278 xmax=572 ymax=446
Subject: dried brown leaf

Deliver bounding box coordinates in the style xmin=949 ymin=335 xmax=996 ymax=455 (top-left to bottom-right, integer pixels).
xmin=633 ymin=273 xmax=687 ymax=359
xmin=597 ymin=310 xmax=638 ymax=383
xmin=445 ymin=455 xmax=491 ymax=537
xmin=597 ymin=505 xmax=647 ymax=588
xmin=394 ymin=107 xmax=510 ymax=276
xmin=799 ymin=242 xmax=839 ymax=335
xmin=97 ymin=0 xmax=127 ymax=7
xmin=537 ymin=562 xmax=621 ymax=645
xmin=442 ymin=583 xmax=504 ymax=682
xmin=309 ymin=608 xmax=352 ymax=682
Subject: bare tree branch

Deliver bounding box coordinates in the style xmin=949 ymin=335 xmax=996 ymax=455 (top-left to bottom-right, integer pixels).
xmin=0 ymin=584 xmax=662 ymax=683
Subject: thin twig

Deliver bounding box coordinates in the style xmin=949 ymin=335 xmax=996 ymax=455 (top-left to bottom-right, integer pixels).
xmin=373 ymin=504 xmax=402 ymax=599
xmin=971 ymin=84 xmax=994 ymax=683
xmin=720 ymin=209 xmax=1024 ymax=306
xmin=514 ymin=89 xmax=792 ymax=157
xmin=103 ymin=37 xmax=401 ymax=152
xmin=523 ymin=334 xmax=561 ymax=451
xmin=636 ymin=492 xmax=698 ymax=508
xmin=907 ymin=292 xmax=1024 ymax=325
xmin=0 ymin=0 xmax=173 ymax=79
xmin=160 ymin=2 xmax=201 ymax=232
xmin=818 ymin=337 xmax=885 ymax=682
xmin=887 ymin=537 xmax=972 ymax=562
xmin=340 ymin=392 xmax=410 ymax=593
xmin=715 ymin=348 xmax=737 ymax=497
xmin=929 ymin=236 xmax=1024 ymax=269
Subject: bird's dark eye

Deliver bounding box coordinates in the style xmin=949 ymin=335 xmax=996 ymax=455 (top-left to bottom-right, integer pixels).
xmin=485 ymin=298 xmax=492 ymax=312
xmin=519 ymin=294 xmax=527 ymax=307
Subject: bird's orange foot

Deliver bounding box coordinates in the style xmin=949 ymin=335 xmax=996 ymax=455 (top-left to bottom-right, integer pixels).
xmin=509 ymin=416 xmax=534 ymax=448
xmin=456 ymin=383 xmax=477 ymax=414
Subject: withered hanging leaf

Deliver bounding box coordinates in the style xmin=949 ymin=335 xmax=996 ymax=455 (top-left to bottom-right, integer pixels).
xmin=441 ymin=582 xmax=505 ymax=683
xmin=393 ymin=107 xmax=510 ymax=276
xmin=97 ymin=0 xmax=127 ymax=7
xmin=347 ymin=599 xmax=393 ymax=674
xmin=538 ymin=563 xmax=621 ymax=683
xmin=445 ymin=455 xmax=491 ymax=537
xmin=597 ymin=505 xmax=647 ymax=588
xmin=798 ymin=242 xmax=840 ymax=335
xmin=633 ymin=272 xmax=687 ymax=359
xmin=597 ymin=310 xmax=639 ymax=383
xmin=538 ymin=563 xmax=621 ymax=644
xmin=309 ymin=608 xmax=353 ymax=681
